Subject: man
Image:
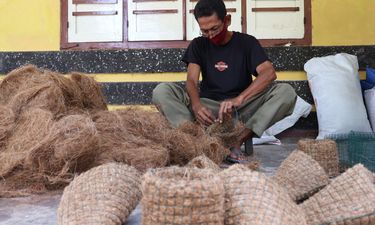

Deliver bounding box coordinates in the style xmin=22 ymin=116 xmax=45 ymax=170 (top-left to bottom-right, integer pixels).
xmin=152 ymin=0 xmax=296 ymax=163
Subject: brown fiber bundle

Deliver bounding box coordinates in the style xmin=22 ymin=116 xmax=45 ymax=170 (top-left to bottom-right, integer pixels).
xmin=272 ymin=150 xmax=330 ymax=202
xmin=0 ymin=65 xmax=111 ymax=197
xmin=115 ymin=108 xmax=229 ymax=166
xmin=142 ymin=166 xmax=224 ymax=225
xmin=194 ymin=135 xmax=230 ymax=165
xmin=178 ymin=121 xmax=205 ymax=137
xmin=164 ymin=128 xmax=199 ymax=165
xmin=0 ymin=106 xmax=16 ymax=147
xmin=7 ymin=82 xmax=67 ymax=117
xmin=0 ymin=65 xmax=47 ymax=104
xmin=169 ymin=122 xmax=229 ymax=165
xmin=178 ymin=122 xmax=231 ymax=164
xmin=58 ymin=163 xmax=142 ymax=225
xmin=220 ymin=164 xmax=307 ymax=225
xmin=116 ymin=108 xmax=171 ymax=143
xmin=298 ymin=139 xmax=340 ymax=177
xmin=301 ymin=164 xmax=375 ymax=225
xmin=186 ymin=155 xmax=221 ymax=173
xmin=0 ymin=108 xmax=54 ymax=178
xmin=0 ymin=170 xmax=50 ymax=198
xmin=206 ymin=114 xmax=245 ymax=148
xmin=70 ymin=72 xmax=107 ymax=111
xmin=92 ymin=110 xmax=169 ymax=172
xmin=25 ymin=114 xmax=99 ymax=185
xmin=0 ymin=66 xmax=76 ymax=117
xmin=0 ymin=108 xmax=54 ymax=197
xmin=45 ymin=70 xmax=84 ymax=110
xmin=118 ymin=146 xmax=169 ymax=173
xmin=165 ymin=128 xmax=229 ymax=165
xmin=0 ymin=113 xmax=93 ymax=196
xmin=1 ymin=65 xmax=107 ymax=118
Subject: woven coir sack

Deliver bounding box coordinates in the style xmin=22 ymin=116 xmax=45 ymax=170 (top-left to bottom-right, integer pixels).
xmin=298 ymin=139 xmax=339 ymax=177
xmin=186 ymin=155 xmax=221 ymax=173
xmin=321 ymin=212 xmax=375 ymax=225
xmin=142 ymin=166 xmax=224 ymax=225
xmin=301 ymin=164 xmax=375 ymax=225
xmin=272 ymin=150 xmax=330 ymax=201
xmin=220 ymin=164 xmax=307 ymax=225
xmin=57 ymin=163 xmax=141 ymax=225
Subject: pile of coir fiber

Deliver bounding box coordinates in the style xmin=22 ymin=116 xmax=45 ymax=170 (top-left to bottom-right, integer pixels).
xmin=0 ymin=65 xmax=234 ymax=197
xmin=0 ymin=65 xmax=108 ymax=197
xmin=93 ymin=109 xmax=231 ymax=166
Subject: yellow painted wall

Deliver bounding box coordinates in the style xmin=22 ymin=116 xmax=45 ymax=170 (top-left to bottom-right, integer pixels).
xmin=312 ymin=0 xmax=375 ymax=46
xmin=0 ymin=0 xmax=60 ymax=51
xmin=0 ymin=0 xmax=374 ymax=51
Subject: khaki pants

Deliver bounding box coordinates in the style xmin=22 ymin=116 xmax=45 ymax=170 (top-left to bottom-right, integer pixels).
xmin=152 ymin=82 xmax=297 ymax=137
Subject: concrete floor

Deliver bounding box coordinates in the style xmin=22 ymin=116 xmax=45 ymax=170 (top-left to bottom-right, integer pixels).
xmin=0 ymin=139 xmax=298 ymax=225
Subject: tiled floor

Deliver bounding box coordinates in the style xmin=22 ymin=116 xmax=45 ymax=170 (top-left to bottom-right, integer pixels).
xmin=0 ymin=134 xmax=310 ymax=225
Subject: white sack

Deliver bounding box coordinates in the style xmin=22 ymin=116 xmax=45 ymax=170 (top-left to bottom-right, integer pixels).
xmin=364 ymin=87 xmax=375 ymax=131
xmin=253 ymin=96 xmax=312 ymax=145
xmin=304 ymin=53 xmax=372 ymax=139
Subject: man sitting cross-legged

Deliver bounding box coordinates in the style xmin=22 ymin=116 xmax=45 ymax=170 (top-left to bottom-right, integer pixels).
xmin=152 ymin=0 xmax=297 ymax=163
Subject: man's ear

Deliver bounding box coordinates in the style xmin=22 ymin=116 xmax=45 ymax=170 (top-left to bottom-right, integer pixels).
xmin=225 ymin=14 xmax=232 ymax=27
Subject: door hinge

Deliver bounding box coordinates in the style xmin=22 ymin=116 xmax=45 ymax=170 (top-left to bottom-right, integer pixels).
xmin=304 ymin=17 xmax=306 ymax=24
xmin=127 ymin=20 xmax=129 ymax=28
xmin=67 ymin=21 xmax=69 ymax=28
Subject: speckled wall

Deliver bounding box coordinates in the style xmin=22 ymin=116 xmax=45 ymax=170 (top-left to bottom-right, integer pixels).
xmin=1 ymin=46 xmax=374 ymax=106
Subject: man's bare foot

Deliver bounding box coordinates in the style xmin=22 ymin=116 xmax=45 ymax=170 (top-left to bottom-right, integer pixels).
xmin=225 ymin=147 xmax=248 ymax=164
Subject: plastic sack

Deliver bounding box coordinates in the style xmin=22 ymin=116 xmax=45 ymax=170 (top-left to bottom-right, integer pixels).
xmin=365 ymin=87 xmax=375 ymax=131
xmin=253 ymin=96 xmax=312 ymax=145
xmin=304 ymin=53 xmax=372 ymax=139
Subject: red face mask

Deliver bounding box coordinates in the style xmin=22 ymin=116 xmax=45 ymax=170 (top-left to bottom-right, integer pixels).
xmin=209 ymin=22 xmax=227 ymax=45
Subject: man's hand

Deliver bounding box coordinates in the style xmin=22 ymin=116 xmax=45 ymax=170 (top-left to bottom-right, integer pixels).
xmin=192 ymin=104 xmax=215 ymax=126
xmin=218 ymin=95 xmax=244 ymax=122
xmin=216 ymin=61 xmax=276 ymax=122
xmin=185 ymin=63 xmax=215 ymax=126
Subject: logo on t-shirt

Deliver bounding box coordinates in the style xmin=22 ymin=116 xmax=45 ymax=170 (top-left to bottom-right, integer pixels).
xmin=214 ymin=61 xmax=228 ymax=72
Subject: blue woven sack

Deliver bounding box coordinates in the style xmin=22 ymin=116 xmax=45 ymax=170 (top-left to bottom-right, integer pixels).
xmin=361 ymin=80 xmax=374 ymax=91
xmin=366 ymin=67 xmax=375 ymax=86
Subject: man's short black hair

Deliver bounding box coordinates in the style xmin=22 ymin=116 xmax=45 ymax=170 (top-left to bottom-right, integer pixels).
xmin=194 ymin=0 xmax=227 ymax=21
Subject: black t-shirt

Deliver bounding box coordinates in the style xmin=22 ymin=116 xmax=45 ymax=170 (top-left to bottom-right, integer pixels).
xmin=182 ymin=32 xmax=269 ymax=101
